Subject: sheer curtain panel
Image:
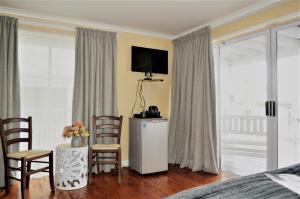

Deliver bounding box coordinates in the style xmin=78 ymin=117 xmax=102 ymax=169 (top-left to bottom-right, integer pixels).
xmin=18 ymin=30 xmax=75 ymax=176
xmin=0 ymin=16 xmax=20 ymax=187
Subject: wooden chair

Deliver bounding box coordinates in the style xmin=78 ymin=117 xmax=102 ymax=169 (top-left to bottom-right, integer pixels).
xmin=88 ymin=115 xmax=123 ymax=184
xmin=0 ymin=117 xmax=54 ymax=199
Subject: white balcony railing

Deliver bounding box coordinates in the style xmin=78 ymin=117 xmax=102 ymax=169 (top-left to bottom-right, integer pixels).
xmin=221 ymin=114 xmax=267 ymax=136
xmin=220 ymin=114 xmax=267 ymax=175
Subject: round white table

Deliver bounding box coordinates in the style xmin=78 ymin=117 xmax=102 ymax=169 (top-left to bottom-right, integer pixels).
xmin=55 ymin=144 xmax=88 ymax=190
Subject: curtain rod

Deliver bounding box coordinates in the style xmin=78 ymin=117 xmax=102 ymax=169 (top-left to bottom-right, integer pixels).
xmin=3 ymin=12 xmax=121 ymax=37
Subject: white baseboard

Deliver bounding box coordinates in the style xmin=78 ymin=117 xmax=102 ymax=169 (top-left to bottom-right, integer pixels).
xmin=122 ymin=160 xmax=129 ymax=167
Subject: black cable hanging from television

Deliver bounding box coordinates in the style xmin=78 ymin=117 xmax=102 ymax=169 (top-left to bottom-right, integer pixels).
xmin=131 ymin=80 xmax=146 ymax=116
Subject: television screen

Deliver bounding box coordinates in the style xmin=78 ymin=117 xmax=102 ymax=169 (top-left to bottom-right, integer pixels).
xmin=131 ymin=46 xmax=168 ymax=74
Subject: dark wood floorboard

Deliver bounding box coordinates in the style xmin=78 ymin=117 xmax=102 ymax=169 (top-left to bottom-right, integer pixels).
xmin=0 ymin=164 xmax=235 ymax=199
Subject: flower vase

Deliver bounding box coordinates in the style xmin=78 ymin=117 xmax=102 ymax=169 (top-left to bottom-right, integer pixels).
xmin=71 ymin=136 xmax=83 ymax=148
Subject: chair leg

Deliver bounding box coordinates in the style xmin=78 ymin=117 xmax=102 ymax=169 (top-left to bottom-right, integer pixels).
xmin=118 ymin=148 xmax=122 ymax=183
xmin=88 ymin=148 xmax=93 ymax=184
xmin=4 ymin=159 xmax=10 ymax=195
xmin=115 ymin=152 xmax=118 ymax=175
xmin=21 ymin=158 xmax=26 ymax=199
xmin=49 ymin=151 xmax=55 ymax=192
xmin=96 ymin=153 xmax=100 ymax=174
xmin=26 ymin=161 xmax=31 ymax=188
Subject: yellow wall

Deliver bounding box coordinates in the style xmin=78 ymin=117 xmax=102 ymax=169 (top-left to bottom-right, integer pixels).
xmin=212 ymin=0 xmax=300 ymax=39
xmin=117 ymin=32 xmax=173 ymax=162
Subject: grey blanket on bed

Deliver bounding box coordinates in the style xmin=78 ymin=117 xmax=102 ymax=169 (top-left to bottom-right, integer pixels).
xmin=166 ymin=164 xmax=300 ymax=199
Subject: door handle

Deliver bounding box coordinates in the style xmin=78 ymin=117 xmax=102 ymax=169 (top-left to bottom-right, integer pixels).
xmin=265 ymin=101 xmax=276 ymax=117
xmin=271 ymin=101 xmax=276 ymax=117
xmin=265 ymin=101 xmax=270 ymax=116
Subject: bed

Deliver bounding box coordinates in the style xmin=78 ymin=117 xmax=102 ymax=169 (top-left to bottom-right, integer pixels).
xmin=166 ymin=164 xmax=300 ymax=199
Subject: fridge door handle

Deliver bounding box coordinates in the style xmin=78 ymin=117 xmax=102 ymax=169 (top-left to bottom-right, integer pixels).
xmin=147 ymin=120 xmax=166 ymax=123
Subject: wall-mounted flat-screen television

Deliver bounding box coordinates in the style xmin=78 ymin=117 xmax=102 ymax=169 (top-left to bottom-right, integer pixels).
xmin=131 ymin=46 xmax=168 ymax=74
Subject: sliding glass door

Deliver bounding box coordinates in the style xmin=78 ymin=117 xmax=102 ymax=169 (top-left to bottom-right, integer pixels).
xmin=219 ymin=34 xmax=268 ymax=176
xmin=275 ymin=23 xmax=300 ymax=168
xmin=217 ymin=21 xmax=300 ymax=175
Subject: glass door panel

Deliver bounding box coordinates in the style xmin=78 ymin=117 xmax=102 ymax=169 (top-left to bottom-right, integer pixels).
xmin=277 ymin=25 xmax=300 ymax=167
xmin=219 ymin=34 xmax=268 ymax=176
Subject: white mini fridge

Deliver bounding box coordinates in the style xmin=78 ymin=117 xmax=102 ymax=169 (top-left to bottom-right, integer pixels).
xmin=129 ymin=118 xmax=168 ymax=174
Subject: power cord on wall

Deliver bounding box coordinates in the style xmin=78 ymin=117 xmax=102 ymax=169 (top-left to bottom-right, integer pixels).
xmin=131 ymin=80 xmax=146 ymax=116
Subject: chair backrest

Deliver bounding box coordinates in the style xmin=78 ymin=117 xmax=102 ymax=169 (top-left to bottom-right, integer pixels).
xmin=0 ymin=117 xmax=32 ymax=157
xmin=92 ymin=115 xmax=123 ymax=145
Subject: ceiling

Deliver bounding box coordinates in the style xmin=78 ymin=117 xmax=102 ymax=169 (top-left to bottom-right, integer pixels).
xmin=1 ymin=0 xmax=279 ymax=38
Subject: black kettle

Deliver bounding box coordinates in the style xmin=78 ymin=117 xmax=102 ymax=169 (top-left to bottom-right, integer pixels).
xmin=147 ymin=106 xmax=160 ymax=118
xmin=148 ymin=106 xmax=158 ymax=113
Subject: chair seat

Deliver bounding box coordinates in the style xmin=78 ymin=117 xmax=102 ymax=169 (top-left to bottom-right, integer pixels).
xmin=7 ymin=149 xmax=51 ymax=160
xmin=91 ymin=144 xmax=120 ymax=150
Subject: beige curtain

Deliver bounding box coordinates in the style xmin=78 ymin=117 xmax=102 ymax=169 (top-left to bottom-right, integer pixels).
xmin=168 ymin=26 xmax=218 ymax=174
xmin=72 ymin=28 xmax=117 ymax=172
xmin=0 ymin=16 xmax=20 ymax=187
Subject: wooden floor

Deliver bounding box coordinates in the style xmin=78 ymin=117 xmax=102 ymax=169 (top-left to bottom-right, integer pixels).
xmin=0 ymin=165 xmax=234 ymax=199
